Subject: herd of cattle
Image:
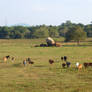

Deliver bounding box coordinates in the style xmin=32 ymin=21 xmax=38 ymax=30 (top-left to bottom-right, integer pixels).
xmin=3 ymin=55 xmax=92 ymax=69
xmin=3 ymin=55 xmax=34 ymax=65
xmin=3 ymin=55 xmax=15 ymax=62
xmin=49 ymin=56 xmax=92 ymax=70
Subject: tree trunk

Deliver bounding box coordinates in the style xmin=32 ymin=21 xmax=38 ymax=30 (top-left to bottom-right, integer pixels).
xmin=77 ymin=40 xmax=80 ymax=45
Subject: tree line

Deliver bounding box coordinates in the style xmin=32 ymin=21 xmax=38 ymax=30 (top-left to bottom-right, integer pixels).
xmin=0 ymin=21 xmax=92 ymax=41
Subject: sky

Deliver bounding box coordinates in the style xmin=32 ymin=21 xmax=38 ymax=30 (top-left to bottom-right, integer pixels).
xmin=0 ymin=0 xmax=92 ymax=26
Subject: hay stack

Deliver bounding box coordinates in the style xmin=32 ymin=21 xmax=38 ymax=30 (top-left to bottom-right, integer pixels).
xmin=55 ymin=42 xmax=61 ymax=47
xmin=46 ymin=37 xmax=55 ymax=46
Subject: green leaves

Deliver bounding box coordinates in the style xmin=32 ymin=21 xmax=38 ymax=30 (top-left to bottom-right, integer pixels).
xmin=65 ymin=26 xmax=87 ymax=44
xmin=0 ymin=21 xmax=91 ymax=39
xmin=33 ymin=25 xmax=49 ymax=38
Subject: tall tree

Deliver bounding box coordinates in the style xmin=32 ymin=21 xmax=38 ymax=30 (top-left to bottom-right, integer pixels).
xmin=48 ymin=26 xmax=59 ymax=37
xmin=33 ymin=25 xmax=49 ymax=38
xmin=0 ymin=26 xmax=10 ymax=39
xmin=65 ymin=26 xmax=87 ymax=45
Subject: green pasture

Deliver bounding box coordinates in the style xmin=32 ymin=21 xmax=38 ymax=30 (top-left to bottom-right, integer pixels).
xmin=0 ymin=39 xmax=92 ymax=92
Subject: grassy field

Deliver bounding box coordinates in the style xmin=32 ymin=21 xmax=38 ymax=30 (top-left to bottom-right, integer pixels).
xmin=0 ymin=39 xmax=92 ymax=92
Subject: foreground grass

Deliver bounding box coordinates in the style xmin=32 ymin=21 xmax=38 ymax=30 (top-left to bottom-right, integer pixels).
xmin=0 ymin=39 xmax=92 ymax=92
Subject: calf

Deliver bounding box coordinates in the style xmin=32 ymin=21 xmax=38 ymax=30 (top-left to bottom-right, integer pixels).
xmin=62 ymin=63 xmax=66 ymax=68
xmin=64 ymin=56 xmax=67 ymax=61
xmin=29 ymin=61 xmax=34 ymax=64
xmin=11 ymin=57 xmax=15 ymax=62
xmin=89 ymin=63 xmax=92 ymax=66
xmin=26 ymin=58 xmax=31 ymax=62
xmin=3 ymin=55 xmax=10 ymax=62
xmin=66 ymin=61 xmax=71 ymax=67
xmin=26 ymin=58 xmax=34 ymax=65
xmin=78 ymin=64 xmax=83 ymax=70
xmin=76 ymin=62 xmax=79 ymax=68
xmin=61 ymin=57 xmax=63 ymax=61
xmin=40 ymin=43 xmax=47 ymax=47
xmin=5 ymin=55 xmax=10 ymax=59
xmin=3 ymin=57 xmax=7 ymax=62
xmin=49 ymin=59 xmax=54 ymax=64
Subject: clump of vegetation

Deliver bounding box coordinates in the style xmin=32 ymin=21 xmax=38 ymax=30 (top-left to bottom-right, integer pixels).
xmin=0 ymin=20 xmax=92 ymax=40
xmin=65 ymin=26 xmax=87 ymax=45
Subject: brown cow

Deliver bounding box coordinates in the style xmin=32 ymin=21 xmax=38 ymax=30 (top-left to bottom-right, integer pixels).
xmin=3 ymin=57 xmax=7 ymax=62
xmin=61 ymin=57 xmax=64 ymax=61
xmin=26 ymin=57 xmax=34 ymax=65
xmin=49 ymin=59 xmax=54 ymax=64
xmin=78 ymin=64 xmax=83 ymax=70
xmin=84 ymin=62 xmax=92 ymax=68
xmin=62 ymin=63 xmax=66 ymax=68
xmin=3 ymin=55 xmax=10 ymax=62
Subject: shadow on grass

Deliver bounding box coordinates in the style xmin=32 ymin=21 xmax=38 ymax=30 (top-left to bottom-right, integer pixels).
xmin=63 ymin=45 xmax=92 ymax=47
xmin=55 ymin=67 xmax=81 ymax=72
xmin=34 ymin=65 xmax=48 ymax=68
xmin=12 ymin=63 xmax=22 ymax=68
xmin=0 ymin=61 xmax=5 ymax=63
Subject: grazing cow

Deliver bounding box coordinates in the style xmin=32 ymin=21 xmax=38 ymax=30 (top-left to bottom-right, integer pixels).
xmin=49 ymin=59 xmax=54 ymax=64
xmin=62 ymin=63 xmax=66 ymax=68
xmin=61 ymin=56 xmax=67 ymax=61
xmin=3 ymin=57 xmax=7 ymax=62
xmin=89 ymin=63 xmax=92 ymax=66
xmin=62 ymin=61 xmax=71 ymax=68
xmin=5 ymin=55 xmax=10 ymax=59
xmin=26 ymin=58 xmax=34 ymax=65
xmin=40 ymin=43 xmax=47 ymax=47
xmin=84 ymin=63 xmax=88 ymax=68
xmin=61 ymin=57 xmax=63 ymax=61
xmin=64 ymin=56 xmax=67 ymax=61
xmin=76 ymin=62 xmax=79 ymax=68
xmin=3 ymin=55 xmax=10 ymax=62
xmin=11 ymin=57 xmax=15 ymax=62
xmin=78 ymin=64 xmax=83 ymax=70
xmin=84 ymin=62 xmax=92 ymax=68
xmin=66 ymin=61 xmax=71 ymax=67
xmin=29 ymin=61 xmax=34 ymax=64
xmin=26 ymin=58 xmax=31 ymax=62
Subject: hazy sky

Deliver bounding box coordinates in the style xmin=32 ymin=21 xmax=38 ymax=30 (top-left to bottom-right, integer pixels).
xmin=0 ymin=0 xmax=92 ymax=26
